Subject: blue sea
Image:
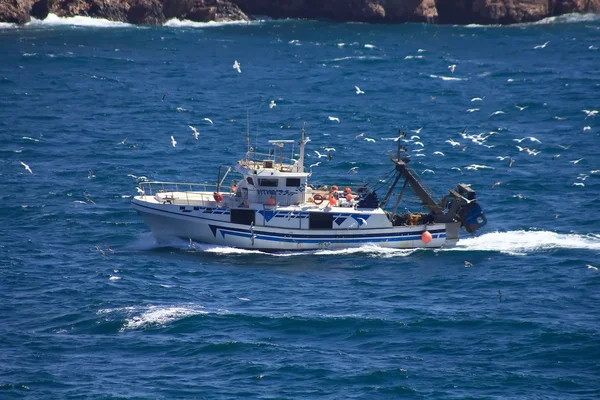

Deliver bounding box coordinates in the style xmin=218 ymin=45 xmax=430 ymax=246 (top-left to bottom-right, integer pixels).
xmin=1 ymin=13 xmax=600 ymax=399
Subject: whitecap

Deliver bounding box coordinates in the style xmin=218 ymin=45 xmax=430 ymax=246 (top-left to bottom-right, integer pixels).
xmin=163 ymin=18 xmax=255 ymax=28
xmin=122 ymin=305 xmax=207 ymax=330
xmin=430 ymin=74 xmax=466 ymax=81
xmin=364 ymin=44 xmax=376 ymax=49
xmin=27 ymin=13 xmax=133 ymax=28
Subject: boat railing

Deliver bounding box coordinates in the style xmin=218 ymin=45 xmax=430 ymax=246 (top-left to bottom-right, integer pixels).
xmin=241 ymin=152 xmax=298 ymax=170
xmin=138 ymin=181 xmax=225 ymax=196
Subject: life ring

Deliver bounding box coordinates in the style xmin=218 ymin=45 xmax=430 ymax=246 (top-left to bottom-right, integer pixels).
xmin=330 ymin=185 xmax=339 ymax=192
xmin=313 ymin=194 xmax=324 ymax=205
xmin=213 ymin=192 xmax=223 ymax=202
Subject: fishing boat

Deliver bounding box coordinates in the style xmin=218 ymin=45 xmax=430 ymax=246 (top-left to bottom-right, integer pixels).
xmin=132 ymin=130 xmax=486 ymax=251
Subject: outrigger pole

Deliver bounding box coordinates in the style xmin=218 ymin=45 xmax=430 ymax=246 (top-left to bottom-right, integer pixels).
xmin=379 ymin=137 xmax=484 ymax=228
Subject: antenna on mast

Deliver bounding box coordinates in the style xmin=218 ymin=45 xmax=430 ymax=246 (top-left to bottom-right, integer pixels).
xmin=246 ymin=108 xmax=250 ymax=155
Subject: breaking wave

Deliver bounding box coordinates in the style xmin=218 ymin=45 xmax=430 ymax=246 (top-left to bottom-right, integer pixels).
xmin=27 ymin=14 xmax=133 ymax=28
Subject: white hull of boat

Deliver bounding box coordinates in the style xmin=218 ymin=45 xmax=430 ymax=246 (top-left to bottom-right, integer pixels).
xmin=132 ymin=199 xmax=459 ymax=251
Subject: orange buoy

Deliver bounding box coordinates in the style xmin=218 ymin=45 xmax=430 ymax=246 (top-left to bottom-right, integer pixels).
xmin=213 ymin=192 xmax=223 ymax=203
xmin=330 ymin=185 xmax=339 ymax=192
xmin=346 ymin=194 xmax=354 ymax=201
xmin=313 ymin=194 xmax=324 ymax=205
xmin=329 ymin=197 xmax=337 ymax=206
xmin=344 ymin=187 xmax=352 ymax=194
xmin=421 ymin=231 xmax=432 ymax=243
xmin=267 ymin=196 xmax=276 ymax=206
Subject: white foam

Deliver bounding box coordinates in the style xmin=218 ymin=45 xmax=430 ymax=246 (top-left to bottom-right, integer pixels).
xmin=121 ymin=305 xmax=207 ymax=330
xmin=328 ymin=55 xmax=384 ymax=62
xmin=521 ymin=13 xmax=600 ymax=26
xmin=443 ymin=230 xmax=600 ymax=255
xmin=430 ymin=74 xmax=466 ymax=81
xmin=0 ymin=22 xmax=18 ymax=29
xmin=164 ymin=18 xmax=255 ymax=28
xmin=27 ymin=13 xmax=132 ymax=28
xmin=464 ymin=13 xmax=600 ymax=28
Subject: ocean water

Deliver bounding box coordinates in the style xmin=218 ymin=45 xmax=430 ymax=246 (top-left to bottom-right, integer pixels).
xmin=1 ymin=13 xmax=600 ymax=399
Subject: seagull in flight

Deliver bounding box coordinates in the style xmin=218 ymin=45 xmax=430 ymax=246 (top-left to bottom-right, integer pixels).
xmin=348 ymin=166 xmax=359 ymax=173
xmin=170 ymin=136 xmax=177 ymax=148
xmin=450 ymin=167 xmax=463 ymax=174
xmin=233 ymin=60 xmax=241 ymax=73
xmin=448 ymin=64 xmax=456 ymax=73
xmin=328 ymin=116 xmax=340 ymax=123
xmin=582 ymin=109 xmax=598 ymax=119
xmin=445 ymin=139 xmax=461 ymax=147
xmin=323 ymin=147 xmax=336 ymax=152
xmin=570 ymin=158 xmax=584 ymax=164
xmin=19 ymin=161 xmax=33 ymax=174
xmin=534 ymin=41 xmax=550 ymax=49
xmin=572 ymin=182 xmax=585 ymax=187
xmin=309 ymin=162 xmax=321 ymax=168
xmin=355 ymin=132 xmax=365 ymax=138
xmin=471 ymin=97 xmax=483 ymax=102
xmin=314 ymin=150 xmax=328 ymax=158
xmin=466 ymin=108 xmax=480 ymax=113
xmin=490 ymin=110 xmax=505 ymax=116
xmin=269 ymin=100 xmax=276 ymax=109
xmin=118 ymin=137 xmax=127 ymax=145
xmin=411 ymin=127 xmax=423 ymax=134
xmin=355 ymin=86 xmax=364 ymax=94
xmin=189 ymin=125 xmax=199 ymax=140
xmin=364 ymin=137 xmax=376 ymax=142
xmin=583 ymin=126 xmax=591 ymax=131
xmin=515 ymin=105 xmax=529 ymax=111
xmin=203 ymin=117 xmax=213 ymax=124
xmin=433 ymin=151 xmax=445 ymax=156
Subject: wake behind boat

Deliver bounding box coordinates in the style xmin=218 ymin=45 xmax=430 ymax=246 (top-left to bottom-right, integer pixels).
xmin=132 ymin=130 xmax=486 ymax=251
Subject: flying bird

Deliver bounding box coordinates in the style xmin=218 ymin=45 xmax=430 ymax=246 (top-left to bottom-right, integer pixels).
xmin=118 ymin=138 xmax=127 ymax=145
xmin=364 ymin=137 xmax=376 ymax=142
xmin=433 ymin=151 xmax=445 ymax=156
xmin=170 ymin=136 xmax=177 ymax=147
xmin=582 ymin=109 xmax=598 ymax=119
xmin=19 ymin=161 xmax=32 ymax=174
xmin=492 ymin=181 xmax=501 ymax=188
xmin=355 ymin=86 xmax=364 ymax=94
xmin=189 ymin=125 xmax=199 ymax=140
xmin=203 ymin=117 xmax=213 ymax=124
xmin=348 ymin=166 xmax=359 ymax=173
xmin=411 ymin=127 xmax=423 ymax=134
xmin=448 ymin=64 xmax=456 ymax=73
xmin=355 ymin=132 xmax=366 ymax=138
xmin=490 ymin=110 xmax=505 ymax=116
xmin=583 ymin=126 xmax=591 ymax=131
xmin=587 ymin=264 xmax=598 ymax=271
xmin=328 ymin=116 xmax=340 ymax=123
xmin=533 ymin=41 xmax=550 ymax=49
xmin=309 ymin=162 xmax=321 ymax=168
xmin=471 ymin=97 xmax=483 ymax=102
xmin=233 ymin=60 xmax=241 ymax=73
xmin=323 ymin=147 xmax=336 ymax=152
xmin=464 ymin=261 xmax=474 ymax=267
xmin=269 ymin=100 xmax=276 ymax=109
xmin=515 ymin=105 xmax=529 ymax=111
xmin=314 ymin=150 xmax=328 ymax=158
xmin=570 ymin=158 xmax=584 ymax=164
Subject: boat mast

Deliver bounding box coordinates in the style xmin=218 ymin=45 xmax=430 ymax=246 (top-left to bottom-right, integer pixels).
xmin=296 ymin=126 xmax=309 ymax=173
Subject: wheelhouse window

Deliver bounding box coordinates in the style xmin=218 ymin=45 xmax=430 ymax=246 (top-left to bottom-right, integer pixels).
xmin=258 ymin=178 xmax=279 ymax=187
xmin=286 ymin=178 xmax=301 ymax=187
xmin=246 ymin=177 xmax=254 ymax=185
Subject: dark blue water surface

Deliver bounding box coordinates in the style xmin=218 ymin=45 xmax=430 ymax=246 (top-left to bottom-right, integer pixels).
xmin=1 ymin=13 xmax=600 ymax=399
